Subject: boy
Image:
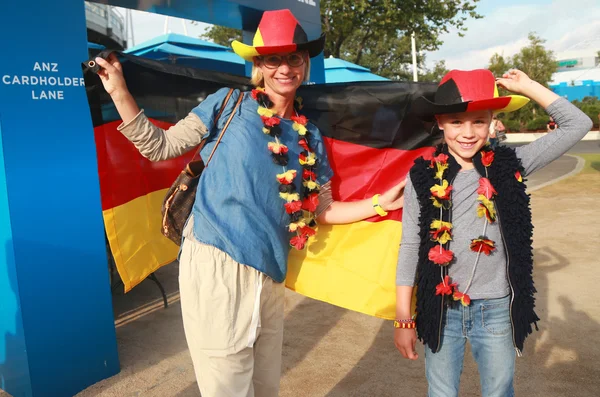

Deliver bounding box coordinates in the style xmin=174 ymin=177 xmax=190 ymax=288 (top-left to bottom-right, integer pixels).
xmin=394 ymin=68 xmax=592 ymax=397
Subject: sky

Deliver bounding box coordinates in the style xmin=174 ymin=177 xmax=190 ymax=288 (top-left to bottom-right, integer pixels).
xmin=117 ymin=0 xmax=600 ymax=70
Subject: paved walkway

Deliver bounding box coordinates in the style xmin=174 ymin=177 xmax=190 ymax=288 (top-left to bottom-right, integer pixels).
xmin=3 ymin=151 xmax=599 ymax=397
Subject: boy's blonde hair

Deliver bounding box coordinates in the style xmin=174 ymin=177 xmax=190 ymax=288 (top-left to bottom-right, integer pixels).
xmin=250 ymin=55 xmax=311 ymax=87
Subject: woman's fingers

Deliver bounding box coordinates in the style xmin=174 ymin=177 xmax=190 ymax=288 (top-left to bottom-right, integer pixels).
xmin=95 ymin=56 xmax=118 ymax=75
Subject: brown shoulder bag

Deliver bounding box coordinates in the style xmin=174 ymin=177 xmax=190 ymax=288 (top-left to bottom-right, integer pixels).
xmin=161 ymin=88 xmax=243 ymax=245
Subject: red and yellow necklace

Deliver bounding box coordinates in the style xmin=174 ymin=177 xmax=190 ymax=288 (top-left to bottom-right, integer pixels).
xmin=251 ymin=87 xmax=319 ymax=250
xmin=429 ymin=149 xmax=497 ymax=306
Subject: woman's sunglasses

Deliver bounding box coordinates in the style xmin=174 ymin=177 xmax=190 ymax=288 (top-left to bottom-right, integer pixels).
xmin=260 ymin=53 xmax=306 ymax=69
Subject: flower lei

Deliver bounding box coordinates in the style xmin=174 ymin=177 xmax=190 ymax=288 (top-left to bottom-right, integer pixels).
xmin=251 ymin=87 xmax=319 ymax=250
xmin=429 ymin=148 xmax=498 ymax=306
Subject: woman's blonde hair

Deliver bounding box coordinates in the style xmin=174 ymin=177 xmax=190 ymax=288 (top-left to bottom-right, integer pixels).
xmin=251 ymin=54 xmax=311 ymax=87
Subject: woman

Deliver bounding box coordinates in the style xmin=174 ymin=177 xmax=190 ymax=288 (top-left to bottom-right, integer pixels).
xmin=95 ymin=9 xmax=405 ymax=397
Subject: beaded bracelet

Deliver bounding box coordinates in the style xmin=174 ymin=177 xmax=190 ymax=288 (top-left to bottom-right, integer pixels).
xmin=393 ymin=320 xmax=416 ymax=329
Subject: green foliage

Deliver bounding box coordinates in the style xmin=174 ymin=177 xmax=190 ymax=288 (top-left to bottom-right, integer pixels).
xmin=526 ymin=116 xmax=549 ymax=131
xmin=502 ymin=118 xmax=522 ymax=132
xmin=421 ymin=60 xmax=449 ymax=83
xmin=322 ymin=0 xmax=482 ymax=80
xmin=201 ymin=26 xmax=242 ymax=47
xmin=572 ymin=96 xmax=600 ymax=128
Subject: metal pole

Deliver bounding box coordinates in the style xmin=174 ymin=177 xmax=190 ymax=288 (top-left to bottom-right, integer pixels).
xmin=411 ymin=32 xmax=418 ymax=82
xmin=182 ymin=19 xmax=188 ymax=36
xmin=163 ymin=16 xmax=170 ymax=34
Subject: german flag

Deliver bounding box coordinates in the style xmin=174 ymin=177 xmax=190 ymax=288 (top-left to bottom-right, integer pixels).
xmin=85 ymin=53 xmax=438 ymax=318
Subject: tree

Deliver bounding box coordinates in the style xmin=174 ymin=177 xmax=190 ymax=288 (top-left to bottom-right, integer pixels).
xmin=512 ymin=33 xmax=557 ymax=87
xmin=572 ymin=96 xmax=600 ymax=128
xmin=487 ymin=33 xmax=558 ymax=129
xmin=202 ymin=0 xmax=482 ymax=79
xmin=421 ymin=60 xmax=449 ymax=83
xmin=488 ymin=53 xmax=510 ymax=78
xmin=201 ymin=26 xmax=241 ymax=46
xmin=321 ymin=0 xmax=481 ymax=79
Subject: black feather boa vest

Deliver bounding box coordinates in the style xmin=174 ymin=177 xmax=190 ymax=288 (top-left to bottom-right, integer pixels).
xmin=409 ymin=144 xmax=539 ymax=353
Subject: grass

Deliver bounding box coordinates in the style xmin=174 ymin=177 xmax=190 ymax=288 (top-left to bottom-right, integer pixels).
xmin=573 ymin=153 xmax=600 ymax=174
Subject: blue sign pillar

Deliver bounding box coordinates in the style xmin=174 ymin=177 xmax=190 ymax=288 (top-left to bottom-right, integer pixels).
xmin=0 ymin=1 xmax=120 ymax=396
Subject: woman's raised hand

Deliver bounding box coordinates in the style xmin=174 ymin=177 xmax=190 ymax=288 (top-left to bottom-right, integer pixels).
xmin=95 ymin=53 xmax=128 ymax=99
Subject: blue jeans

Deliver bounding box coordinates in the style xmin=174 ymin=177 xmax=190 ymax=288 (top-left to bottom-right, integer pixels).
xmin=425 ymin=295 xmax=515 ymax=397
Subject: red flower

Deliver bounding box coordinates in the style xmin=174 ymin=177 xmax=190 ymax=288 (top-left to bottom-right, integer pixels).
xmin=284 ymin=200 xmax=303 ymax=214
xmin=299 ymin=226 xmax=317 ymax=237
xmin=291 ymin=115 xmax=308 ymax=125
xmin=453 ymin=291 xmax=471 ymax=306
xmin=429 ymin=153 xmax=449 ymax=167
xmin=261 ymin=116 xmax=281 ymax=127
xmin=515 ymin=170 xmax=523 ymax=182
xmin=477 ymin=177 xmax=497 ymax=200
xmin=251 ymin=89 xmax=261 ymax=100
xmin=470 ymin=238 xmax=496 ymax=255
xmin=302 ymin=193 xmax=319 ymax=212
xmin=435 ymin=153 xmax=449 ymax=164
xmin=298 ymin=139 xmax=310 ymax=151
xmin=481 ymin=150 xmax=495 ymax=167
xmin=428 ymin=246 xmax=454 ymax=266
xmin=290 ymin=234 xmax=308 ymax=250
xmin=435 ymin=275 xmax=457 ymax=296
xmin=303 ymin=169 xmax=316 ymax=180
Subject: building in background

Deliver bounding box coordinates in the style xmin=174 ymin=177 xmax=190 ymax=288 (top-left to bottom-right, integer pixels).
xmin=550 ymin=47 xmax=600 ymax=101
xmin=85 ymin=1 xmax=127 ymax=50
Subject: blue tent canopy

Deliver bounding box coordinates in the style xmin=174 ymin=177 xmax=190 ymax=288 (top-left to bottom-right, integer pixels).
xmin=324 ymin=57 xmax=389 ymax=83
xmin=124 ymin=33 xmax=245 ymax=76
xmin=87 ymin=42 xmax=106 ymax=50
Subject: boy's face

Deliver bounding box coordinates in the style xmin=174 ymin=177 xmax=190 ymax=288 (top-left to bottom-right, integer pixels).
xmin=437 ymin=110 xmax=493 ymax=166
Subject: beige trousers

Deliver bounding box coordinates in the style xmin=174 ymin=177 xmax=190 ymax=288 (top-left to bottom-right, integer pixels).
xmin=179 ymin=238 xmax=285 ymax=397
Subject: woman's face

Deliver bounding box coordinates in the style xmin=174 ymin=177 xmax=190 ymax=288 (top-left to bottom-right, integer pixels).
xmin=255 ymin=51 xmax=307 ymax=98
xmin=437 ymin=110 xmax=493 ymax=166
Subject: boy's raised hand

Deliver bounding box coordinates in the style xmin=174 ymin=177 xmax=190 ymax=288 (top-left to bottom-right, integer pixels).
xmin=495 ymin=69 xmax=533 ymax=94
xmin=496 ymin=68 xmax=560 ymax=109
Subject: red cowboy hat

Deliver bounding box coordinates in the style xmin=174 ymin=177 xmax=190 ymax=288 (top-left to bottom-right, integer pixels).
xmin=231 ymin=9 xmax=325 ymax=62
xmin=411 ymin=69 xmax=529 ymax=121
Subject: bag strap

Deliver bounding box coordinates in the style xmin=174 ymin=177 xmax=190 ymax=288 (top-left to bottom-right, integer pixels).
xmin=204 ymin=91 xmax=244 ymax=167
xmin=190 ymin=88 xmax=234 ymax=160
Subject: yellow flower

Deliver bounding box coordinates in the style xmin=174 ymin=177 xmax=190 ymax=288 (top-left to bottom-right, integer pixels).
xmin=288 ymin=220 xmax=306 ymax=232
xmin=303 ymin=180 xmax=319 ymax=190
xmin=262 ymin=127 xmax=270 ymax=134
xmin=258 ymin=106 xmax=274 ymax=117
xmin=299 ymin=152 xmax=316 ymax=166
xmin=476 ymin=194 xmax=496 ymax=221
xmin=280 ymin=192 xmax=300 ymax=202
xmin=435 ymin=162 xmax=448 ymax=180
xmin=430 ymin=180 xmax=452 ymax=200
xmin=277 ymin=170 xmax=297 ymax=184
xmin=431 ymin=197 xmax=443 ymax=208
xmin=436 ymin=230 xmax=453 ymax=244
xmin=293 ymin=122 xmax=308 ymax=136
xmin=430 ymin=220 xmax=453 ymax=230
